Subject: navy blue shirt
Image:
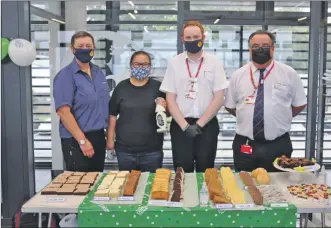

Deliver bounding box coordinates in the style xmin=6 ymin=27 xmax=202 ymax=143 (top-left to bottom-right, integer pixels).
xmin=53 ymin=59 xmax=110 ymax=138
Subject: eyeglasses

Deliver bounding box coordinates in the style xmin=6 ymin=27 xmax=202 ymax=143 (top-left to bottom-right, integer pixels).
xmin=132 ymin=62 xmax=151 ymax=68
xmin=251 ymin=44 xmax=273 ymax=50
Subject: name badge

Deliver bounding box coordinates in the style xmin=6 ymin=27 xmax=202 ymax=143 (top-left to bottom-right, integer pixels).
xmin=244 ymin=95 xmax=255 ymax=104
xmin=185 ymin=80 xmax=198 ymax=100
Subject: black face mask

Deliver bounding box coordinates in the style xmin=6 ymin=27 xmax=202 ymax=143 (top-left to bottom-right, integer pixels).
xmin=184 ymin=39 xmax=204 ymax=54
xmin=74 ymin=48 xmax=94 ymax=63
xmin=252 ymin=47 xmax=271 ymax=64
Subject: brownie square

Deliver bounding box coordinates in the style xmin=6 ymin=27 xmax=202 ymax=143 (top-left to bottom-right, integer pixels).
xmin=72 ymin=172 xmax=86 ymax=176
xmin=48 ymin=183 xmax=63 ymax=188
xmin=41 ymin=187 xmax=60 ymax=195
xmin=73 ymin=188 xmax=90 ymax=195
xmin=62 ymin=183 xmax=77 ymax=188
xmin=65 ymin=179 xmax=80 ymax=184
xmin=57 ymin=187 xmax=75 ymax=195
xmin=80 ymin=178 xmax=95 ymax=184
xmin=76 ymin=184 xmax=90 ymax=188
xmin=52 ymin=178 xmax=67 ymax=184
xmin=68 ymin=176 xmax=82 ymax=181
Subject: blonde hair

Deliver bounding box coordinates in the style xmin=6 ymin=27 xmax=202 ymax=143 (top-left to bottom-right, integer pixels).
xmin=181 ymin=21 xmax=204 ymax=37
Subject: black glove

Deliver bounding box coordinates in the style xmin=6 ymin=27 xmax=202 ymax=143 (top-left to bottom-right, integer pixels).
xmin=184 ymin=124 xmax=203 ymax=138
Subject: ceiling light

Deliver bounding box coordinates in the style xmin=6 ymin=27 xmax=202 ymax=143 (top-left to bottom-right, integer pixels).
xmin=128 ymin=13 xmax=136 ymax=20
xmin=51 ymin=18 xmax=65 ymax=24
xmin=214 ymin=18 xmax=220 ymax=24
xmin=134 ymin=9 xmax=138 ymax=14
xmin=144 ymin=26 xmax=149 ymax=33
xmin=297 ymin=17 xmax=307 ymax=21
xmin=128 ymin=1 xmax=135 ymax=7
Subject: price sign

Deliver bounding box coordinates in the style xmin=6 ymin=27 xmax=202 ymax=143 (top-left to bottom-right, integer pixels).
xmin=235 ymin=204 xmax=254 ymax=209
xmin=215 ymin=204 xmax=233 ymax=209
xmin=47 ymin=197 xmax=66 ymax=203
xmin=148 ymin=200 xmax=167 ymax=206
xmin=117 ymin=196 xmax=135 ymax=201
xmin=270 ymin=203 xmax=289 ymax=208
xmin=165 ymin=202 xmax=183 ymax=208
xmin=94 ymin=196 xmax=111 ymax=201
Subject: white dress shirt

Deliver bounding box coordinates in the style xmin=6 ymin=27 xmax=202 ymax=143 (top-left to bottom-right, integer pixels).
xmin=225 ymin=60 xmax=307 ymax=140
xmin=160 ymin=51 xmax=228 ymax=118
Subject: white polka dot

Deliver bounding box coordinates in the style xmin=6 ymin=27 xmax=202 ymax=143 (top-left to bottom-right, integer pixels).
xmin=124 ymin=210 xmax=127 ymax=212
xmin=274 ymin=213 xmax=277 ymax=216
xmin=147 ymin=216 xmax=150 ymax=219
xmin=116 ymin=222 xmax=119 ymax=226
xmin=262 ymin=211 xmax=265 ymax=214
xmin=228 ymin=215 xmax=231 ymax=218
xmin=237 ymin=214 xmax=239 ymax=216
xmin=232 ymin=221 xmax=235 ymax=224
xmin=286 ymin=208 xmax=289 ymax=210
xmin=215 ymin=214 xmax=218 ymax=217
xmin=161 ymin=210 xmax=164 ymax=212
xmin=100 ymin=213 xmax=103 ymax=216
xmin=290 ymin=222 xmax=293 ymax=225
xmin=193 ymin=214 xmax=196 ymax=217
xmin=133 ymin=215 xmax=136 ymax=218
xmin=240 ymin=226 xmax=243 ymax=228
xmin=277 ymin=221 xmax=280 ymax=224
xmin=210 ymin=223 xmax=213 ymax=226
xmin=155 ymin=215 xmax=159 ymax=217
xmin=112 ymin=215 xmax=115 ymax=218
xmin=205 ymin=209 xmax=208 ymax=212
xmin=80 ymin=210 xmax=83 ymax=213
xmin=181 ymin=212 xmax=184 ymax=215
xmin=118 ymin=206 xmax=122 ymax=208
xmin=197 ymin=222 xmax=200 ymax=225
xmin=151 ymin=222 xmax=154 ymax=225
xmin=250 ymin=226 xmax=254 ymax=228
xmin=129 ymin=225 xmax=132 ymax=227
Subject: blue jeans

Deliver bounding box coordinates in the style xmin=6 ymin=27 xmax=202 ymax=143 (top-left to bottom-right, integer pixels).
xmin=116 ymin=151 xmax=163 ymax=173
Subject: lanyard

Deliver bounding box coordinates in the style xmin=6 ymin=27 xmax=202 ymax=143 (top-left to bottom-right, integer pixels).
xmin=186 ymin=57 xmax=204 ymax=78
xmin=249 ymin=62 xmax=275 ymax=90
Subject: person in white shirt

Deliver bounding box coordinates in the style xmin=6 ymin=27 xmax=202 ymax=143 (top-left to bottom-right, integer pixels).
xmin=160 ymin=21 xmax=227 ymax=173
xmin=225 ymin=30 xmax=307 ymax=172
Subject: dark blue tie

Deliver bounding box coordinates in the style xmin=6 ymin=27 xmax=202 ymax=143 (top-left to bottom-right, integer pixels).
xmin=253 ymin=69 xmax=265 ymax=141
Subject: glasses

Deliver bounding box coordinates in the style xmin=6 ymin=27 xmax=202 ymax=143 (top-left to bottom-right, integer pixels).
xmin=251 ymin=44 xmax=273 ymax=50
xmin=132 ymin=62 xmax=151 ymax=68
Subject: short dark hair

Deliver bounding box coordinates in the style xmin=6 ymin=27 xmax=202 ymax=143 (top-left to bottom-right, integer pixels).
xmin=71 ymin=31 xmax=95 ymax=47
xmin=129 ymin=51 xmax=152 ymax=65
xmin=248 ymin=30 xmax=275 ymax=46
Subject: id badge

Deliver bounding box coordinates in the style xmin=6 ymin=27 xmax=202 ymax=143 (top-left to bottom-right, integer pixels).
xmin=241 ymin=145 xmax=252 ymax=155
xmin=185 ymin=81 xmax=198 ymax=99
xmin=244 ymin=95 xmax=256 ymax=104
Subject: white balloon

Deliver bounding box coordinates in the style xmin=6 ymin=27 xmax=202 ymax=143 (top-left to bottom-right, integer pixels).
xmin=8 ymin=38 xmax=36 ymax=66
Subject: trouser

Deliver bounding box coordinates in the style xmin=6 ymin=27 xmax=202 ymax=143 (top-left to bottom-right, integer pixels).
xmin=233 ymin=133 xmax=293 ymax=172
xmin=116 ymin=150 xmax=163 ymax=173
xmin=61 ymin=129 xmax=106 ymax=172
xmin=170 ymin=117 xmax=219 ymax=173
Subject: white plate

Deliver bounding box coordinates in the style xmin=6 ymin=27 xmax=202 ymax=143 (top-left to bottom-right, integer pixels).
xmin=273 ymin=162 xmax=320 ymax=172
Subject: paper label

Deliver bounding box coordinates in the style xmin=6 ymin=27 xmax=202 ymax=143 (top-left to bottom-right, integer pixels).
xmin=215 ymin=204 xmax=233 ymax=209
xmin=117 ymin=196 xmax=135 ymax=201
xmin=47 ymin=197 xmax=66 ymax=203
xmin=94 ymin=196 xmax=111 ymax=201
xmin=165 ymin=202 xmax=183 ymax=208
xmin=270 ymin=203 xmax=289 ymax=208
xmin=148 ymin=200 xmax=167 ymax=206
xmin=235 ymin=204 xmax=254 ymax=209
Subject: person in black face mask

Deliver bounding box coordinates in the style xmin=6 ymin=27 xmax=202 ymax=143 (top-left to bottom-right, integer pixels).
xmin=53 ymin=31 xmax=110 ymax=172
xmin=224 ymin=30 xmax=307 ymax=172
xmin=160 ymin=21 xmax=228 ymax=172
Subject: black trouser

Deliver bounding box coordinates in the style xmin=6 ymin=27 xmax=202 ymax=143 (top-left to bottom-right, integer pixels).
xmin=233 ymin=133 xmax=293 ymax=172
xmin=61 ymin=129 xmax=106 ymax=172
xmin=170 ymin=117 xmax=219 ymax=173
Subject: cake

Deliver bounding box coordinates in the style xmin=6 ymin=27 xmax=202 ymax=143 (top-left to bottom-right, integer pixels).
xmin=170 ymin=167 xmax=184 ymax=202
xmin=76 ymin=184 xmax=90 ymax=189
xmin=247 ymin=185 xmax=263 ymax=205
xmin=74 ymin=188 xmax=90 ymax=195
xmin=204 ymin=168 xmax=231 ymax=204
xmin=57 ymin=187 xmax=75 ymax=195
xmin=41 ymin=187 xmax=60 ymax=195
xmin=251 ymin=168 xmax=270 ymax=185
xmin=72 ymin=172 xmax=86 ymax=176
xmin=239 ymin=171 xmax=254 ymax=186
xmin=116 ymin=171 xmax=130 ymax=178
xmin=123 ymin=170 xmax=141 ymax=196
xmin=220 ymin=167 xmax=246 ymax=204
xmin=151 ymin=168 xmax=171 ymax=200
xmin=94 ymin=189 xmax=109 ymax=197
xmin=109 ymin=188 xmax=121 ymax=198
xmin=47 ymin=183 xmax=63 ymax=188
xmin=61 ymin=184 xmax=77 ymax=188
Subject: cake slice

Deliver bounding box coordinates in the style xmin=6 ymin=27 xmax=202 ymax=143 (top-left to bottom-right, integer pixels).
xmin=108 ymin=188 xmax=121 ymax=198
xmin=116 ymin=171 xmax=130 ymax=178
xmin=57 ymin=187 xmax=75 ymax=195
xmin=94 ymin=189 xmax=109 ymax=197
xmin=74 ymin=188 xmax=90 ymax=195
xmin=62 ymin=183 xmax=77 ymax=188
xmin=41 ymin=187 xmax=60 ymax=195
xmin=48 ymin=183 xmax=63 ymax=188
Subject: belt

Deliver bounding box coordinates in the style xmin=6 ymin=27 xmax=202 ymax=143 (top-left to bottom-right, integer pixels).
xmin=238 ymin=132 xmax=289 ymax=144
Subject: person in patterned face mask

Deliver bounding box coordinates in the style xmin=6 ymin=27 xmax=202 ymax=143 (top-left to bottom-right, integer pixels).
xmin=107 ymin=51 xmax=167 ymax=172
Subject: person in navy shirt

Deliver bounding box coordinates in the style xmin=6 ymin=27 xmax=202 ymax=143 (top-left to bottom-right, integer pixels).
xmin=53 ymin=31 xmax=110 ymax=172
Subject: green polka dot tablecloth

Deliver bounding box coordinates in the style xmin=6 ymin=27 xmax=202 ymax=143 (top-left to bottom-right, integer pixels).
xmin=78 ymin=173 xmax=296 ymax=227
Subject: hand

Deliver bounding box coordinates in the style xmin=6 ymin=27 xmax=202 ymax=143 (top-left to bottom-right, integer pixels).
xmin=155 ymin=97 xmax=167 ymax=109
xmin=183 ymin=124 xmax=202 ymax=138
xmin=106 ymin=138 xmax=115 ymax=152
xmin=80 ymin=139 xmax=95 ymax=158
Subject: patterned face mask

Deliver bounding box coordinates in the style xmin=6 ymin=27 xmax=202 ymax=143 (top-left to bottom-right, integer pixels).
xmin=131 ymin=67 xmax=150 ymax=80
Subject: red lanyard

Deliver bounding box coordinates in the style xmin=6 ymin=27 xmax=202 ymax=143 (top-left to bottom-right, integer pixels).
xmin=249 ymin=62 xmax=275 ymax=90
xmin=186 ymin=57 xmax=204 ymax=78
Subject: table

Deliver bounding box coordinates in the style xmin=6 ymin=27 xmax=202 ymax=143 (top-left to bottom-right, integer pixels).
xmin=78 ymin=173 xmax=297 ymax=227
